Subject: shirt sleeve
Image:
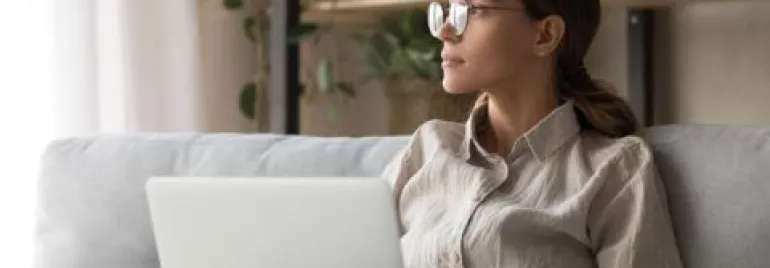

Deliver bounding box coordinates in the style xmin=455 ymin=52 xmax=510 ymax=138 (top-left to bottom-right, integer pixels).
xmin=588 ymin=141 xmax=684 ymax=268
xmin=380 ymin=132 xmax=424 ymax=236
xmin=381 ymin=145 xmax=412 ymax=197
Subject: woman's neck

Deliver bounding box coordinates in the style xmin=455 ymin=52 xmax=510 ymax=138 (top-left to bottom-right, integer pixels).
xmin=480 ymin=84 xmax=559 ymax=157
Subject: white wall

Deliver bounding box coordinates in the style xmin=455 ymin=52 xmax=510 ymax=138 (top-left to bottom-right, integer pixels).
xmin=657 ymin=2 xmax=770 ymax=125
xmin=555 ymin=3 xmax=770 ymax=126
xmin=586 ymin=8 xmax=630 ymax=98
xmin=586 ymin=2 xmax=770 ymax=126
xmin=197 ymin=0 xmax=260 ymax=132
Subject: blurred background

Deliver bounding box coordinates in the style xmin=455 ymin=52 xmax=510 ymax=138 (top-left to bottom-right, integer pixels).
xmin=0 ymin=0 xmax=768 ymax=267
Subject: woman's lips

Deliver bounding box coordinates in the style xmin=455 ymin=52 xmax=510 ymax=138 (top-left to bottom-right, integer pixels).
xmin=441 ymin=54 xmax=465 ymax=68
xmin=442 ymin=60 xmax=464 ymax=68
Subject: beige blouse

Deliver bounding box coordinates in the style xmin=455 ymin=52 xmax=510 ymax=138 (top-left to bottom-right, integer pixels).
xmin=381 ymin=101 xmax=683 ymax=268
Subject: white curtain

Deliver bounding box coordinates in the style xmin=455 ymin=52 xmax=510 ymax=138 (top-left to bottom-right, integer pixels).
xmin=55 ymin=0 xmax=204 ymax=136
xmin=0 ymin=0 xmax=204 ymax=267
xmin=0 ymin=1 xmax=56 ymax=266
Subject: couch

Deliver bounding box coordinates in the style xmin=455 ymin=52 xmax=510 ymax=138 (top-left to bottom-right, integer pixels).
xmin=35 ymin=125 xmax=770 ymax=268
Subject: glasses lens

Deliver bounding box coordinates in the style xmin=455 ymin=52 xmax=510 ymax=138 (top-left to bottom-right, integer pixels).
xmin=449 ymin=3 xmax=468 ymax=35
xmin=427 ymin=2 xmax=445 ymax=38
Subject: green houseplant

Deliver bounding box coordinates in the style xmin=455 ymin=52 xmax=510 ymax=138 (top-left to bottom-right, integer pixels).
xmin=222 ymin=0 xmax=270 ymax=130
xmin=224 ymin=0 xmax=354 ymax=124
xmin=224 ymin=1 xmax=474 ymax=132
xmin=354 ymin=9 xmax=477 ymax=134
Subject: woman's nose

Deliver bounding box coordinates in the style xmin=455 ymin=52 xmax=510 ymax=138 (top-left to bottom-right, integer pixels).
xmin=437 ymin=23 xmax=460 ymax=42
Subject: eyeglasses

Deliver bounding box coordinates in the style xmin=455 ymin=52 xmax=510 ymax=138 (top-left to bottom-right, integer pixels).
xmin=427 ymin=1 xmax=524 ymax=38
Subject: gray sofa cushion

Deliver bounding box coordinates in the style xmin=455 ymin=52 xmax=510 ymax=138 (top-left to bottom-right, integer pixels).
xmin=36 ymin=133 xmax=409 ymax=268
xmin=645 ymin=125 xmax=770 ymax=268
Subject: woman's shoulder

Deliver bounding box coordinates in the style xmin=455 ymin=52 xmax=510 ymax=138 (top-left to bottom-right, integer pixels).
xmin=580 ymin=131 xmax=652 ymax=158
xmin=575 ymin=131 xmax=656 ymax=179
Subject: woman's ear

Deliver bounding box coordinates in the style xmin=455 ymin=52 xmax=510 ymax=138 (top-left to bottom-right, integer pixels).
xmin=533 ymin=15 xmax=565 ymax=57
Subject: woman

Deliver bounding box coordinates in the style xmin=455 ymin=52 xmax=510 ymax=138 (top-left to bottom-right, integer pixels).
xmin=381 ymin=0 xmax=683 ymax=267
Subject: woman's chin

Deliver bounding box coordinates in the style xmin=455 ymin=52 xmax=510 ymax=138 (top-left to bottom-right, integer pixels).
xmin=441 ymin=78 xmax=476 ymax=95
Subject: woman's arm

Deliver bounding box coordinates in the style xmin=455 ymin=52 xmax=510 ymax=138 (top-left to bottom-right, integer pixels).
xmin=588 ymin=141 xmax=684 ymax=268
xmin=381 ymin=128 xmax=428 ymax=236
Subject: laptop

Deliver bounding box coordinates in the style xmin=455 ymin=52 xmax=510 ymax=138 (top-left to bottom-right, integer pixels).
xmin=146 ymin=177 xmax=404 ymax=268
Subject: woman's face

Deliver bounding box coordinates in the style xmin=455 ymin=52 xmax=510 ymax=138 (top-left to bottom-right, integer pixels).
xmin=439 ymin=0 xmax=541 ymax=94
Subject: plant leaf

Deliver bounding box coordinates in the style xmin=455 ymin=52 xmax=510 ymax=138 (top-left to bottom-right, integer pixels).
xmin=223 ymin=0 xmax=244 ymax=10
xmin=356 ymin=9 xmax=443 ymax=82
xmin=350 ymin=32 xmax=369 ymax=44
xmin=383 ymin=32 xmax=401 ymax=52
xmin=238 ymin=83 xmax=257 ymax=120
xmin=426 ymin=61 xmax=443 ymax=80
xmin=390 ymin=50 xmax=414 ymax=78
xmin=355 ymin=32 xmax=389 ymax=80
xmin=317 ymin=60 xmax=333 ymax=93
xmin=399 ymin=14 xmax=415 ymax=41
xmin=257 ymin=12 xmax=270 ymax=32
xmin=243 ymin=16 xmax=257 ymax=42
xmin=288 ymin=23 xmax=319 ymax=45
xmin=336 ymin=82 xmax=356 ymax=98
xmin=363 ymin=52 xmax=387 ymax=81
xmin=369 ymin=33 xmax=393 ymax=66
xmin=405 ymin=47 xmax=436 ymax=79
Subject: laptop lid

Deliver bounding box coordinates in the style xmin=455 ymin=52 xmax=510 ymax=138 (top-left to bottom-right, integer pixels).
xmin=146 ymin=177 xmax=403 ymax=268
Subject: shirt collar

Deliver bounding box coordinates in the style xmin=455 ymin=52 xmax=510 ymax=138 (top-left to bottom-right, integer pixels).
xmin=461 ymin=101 xmax=581 ymax=163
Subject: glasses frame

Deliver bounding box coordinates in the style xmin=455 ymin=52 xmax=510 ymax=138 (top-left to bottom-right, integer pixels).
xmin=428 ymin=1 xmax=524 ymax=37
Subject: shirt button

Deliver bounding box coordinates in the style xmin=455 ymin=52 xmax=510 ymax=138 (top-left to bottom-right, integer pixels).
xmin=450 ymin=251 xmax=462 ymax=266
xmin=496 ymin=165 xmax=509 ymax=180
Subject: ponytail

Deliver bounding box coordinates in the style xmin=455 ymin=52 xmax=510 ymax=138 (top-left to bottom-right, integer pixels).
xmin=558 ymin=62 xmax=638 ymax=137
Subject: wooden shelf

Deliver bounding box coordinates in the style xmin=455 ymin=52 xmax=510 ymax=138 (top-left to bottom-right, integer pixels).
xmin=302 ymin=0 xmax=429 ymax=23
xmin=311 ymin=0 xmax=429 ymax=11
xmin=302 ymin=0 xmax=751 ymax=22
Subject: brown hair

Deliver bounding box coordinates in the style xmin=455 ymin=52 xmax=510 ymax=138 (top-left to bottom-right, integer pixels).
xmin=475 ymin=0 xmax=638 ymax=137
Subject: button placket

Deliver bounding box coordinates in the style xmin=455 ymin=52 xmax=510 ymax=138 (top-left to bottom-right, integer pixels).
xmin=459 ymin=159 xmax=509 ymax=268
xmin=453 ymin=167 xmax=488 ymax=268
xmin=453 ymin=213 xmax=471 ymax=268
